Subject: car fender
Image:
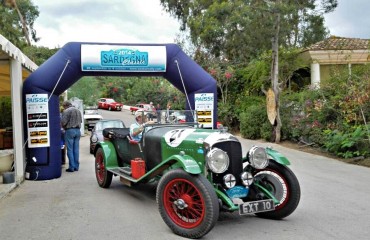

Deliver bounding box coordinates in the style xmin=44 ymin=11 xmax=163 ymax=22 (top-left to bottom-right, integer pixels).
xmin=163 ymin=154 xmax=202 ymax=174
xmin=266 ymin=147 xmax=290 ymax=165
xmin=95 ymin=141 xmax=119 ymax=168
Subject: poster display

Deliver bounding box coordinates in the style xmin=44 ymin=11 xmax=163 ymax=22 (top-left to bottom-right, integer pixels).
xmin=26 ymin=94 xmax=50 ymax=148
xmin=81 ymin=44 xmax=167 ymax=72
xmin=195 ymin=93 xmax=214 ymax=128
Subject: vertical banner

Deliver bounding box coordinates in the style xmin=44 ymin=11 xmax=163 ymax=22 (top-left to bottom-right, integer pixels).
xmin=26 ymin=94 xmax=50 ymax=148
xmin=195 ymin=93 xmax=214 ymax=128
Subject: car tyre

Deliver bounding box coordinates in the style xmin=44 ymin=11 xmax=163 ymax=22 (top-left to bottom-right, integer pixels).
xmin=95 ymin=148 xmax=112 ymax=188
xmin=253 ymin=161 xmax=301 ymax=219
xmin=108 ymin=106 xmax=112 ymax=111
xmin=156 ymin=169 xmax=219 ymax=239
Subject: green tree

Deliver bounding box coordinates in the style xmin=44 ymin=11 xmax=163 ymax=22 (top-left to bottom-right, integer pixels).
xmin=22 ymin=45 xmax=59 ymax=66
xmin=0 ymin=96 xmax=12 ymax=128
xmin=68 ymin=76 xmax=186 ymax=110
xmin=68 ymin=77 xmax=99 ymax=106
xmin=0 ymin=0 xmax=39 ymax=48
xmin=160 ymin=0 xmax=337 ymax=63
xmin=161 ymin=0 xmax=337 ymax=142
xmin=125 ymin=77 xmax=185 ymax=109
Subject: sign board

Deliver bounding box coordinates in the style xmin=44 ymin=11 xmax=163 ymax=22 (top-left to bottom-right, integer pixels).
xmin=81 ymin=44 xmax=166 ymax=72
xmin=195 ymin=93 xmax=214 ymax=128
xmin=26 ymin=94 xmax=50 ymax=148
xmin=266 ymin=88 xmax=277 ymax=125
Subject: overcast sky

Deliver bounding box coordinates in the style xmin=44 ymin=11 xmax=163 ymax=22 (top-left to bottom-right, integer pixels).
xmin=32 ymin=0 xmax=181 ymax=48
xmin=32 ymin=0 xmax=370 ymax=49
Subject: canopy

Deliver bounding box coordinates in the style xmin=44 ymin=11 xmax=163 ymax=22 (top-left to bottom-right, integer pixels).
xmin=0 ymin=34 xmax=38 ymax=185
xmin=0 ymin=34 xmax=38 ymax=96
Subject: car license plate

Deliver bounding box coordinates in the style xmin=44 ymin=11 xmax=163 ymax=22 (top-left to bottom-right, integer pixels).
xmin=239 ymin=199 xmax=275 ymax=215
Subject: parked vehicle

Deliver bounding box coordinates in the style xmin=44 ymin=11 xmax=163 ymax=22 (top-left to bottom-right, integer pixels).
xmin=93 ymin=111 xmax=301 ymax=239
xmin=98 ymin=98 xmax=123 ymax=111
xmin=83 ymin=106 xmax=103 ymax=131
xmin=129 ymin=103 xmax=156 ymax=119
xmin=89 ymin=119 xmax=125 ymax=154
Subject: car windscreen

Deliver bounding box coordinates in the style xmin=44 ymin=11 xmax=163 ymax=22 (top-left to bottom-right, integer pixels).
xmin=96 ymin=121 xmax=124 ymax=130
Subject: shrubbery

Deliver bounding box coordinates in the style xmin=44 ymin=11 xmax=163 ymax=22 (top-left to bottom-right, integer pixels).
xmin=0 ymin=97 xmax=12 ymax=129
xmin=323 ymin=125 xmax=369 ymax=158
xmin=239 ymin=103 xmax=267 ymax=139
xmin=237 ymin=65 xmax=370 ymax=159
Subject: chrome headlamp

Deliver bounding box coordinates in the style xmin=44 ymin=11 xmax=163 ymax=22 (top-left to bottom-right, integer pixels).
xmin=206 ymin=148 xmax=229 ymax=174
xmin=91 ymin=134 xmax=98 ymax=143
xmin=248 ymin=146 xmax=269 ymax=169
xmin=240 ymin=172 xmax=254 ymax=186
xmin=223 ymin=174 xmax=236 ymax=189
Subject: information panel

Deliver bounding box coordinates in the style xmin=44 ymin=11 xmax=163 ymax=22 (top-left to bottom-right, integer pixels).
xmin=81 ymin=44 xmax=167 ymax=72
xmin=195 ymin=93 xmax=214 ymax=128
xmin=26 ymin=94 xmax=50 ymax=148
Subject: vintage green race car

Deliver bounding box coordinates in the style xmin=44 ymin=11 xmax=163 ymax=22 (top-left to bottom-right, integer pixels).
xmin=94 ymin=117 xmax=301 ymax=239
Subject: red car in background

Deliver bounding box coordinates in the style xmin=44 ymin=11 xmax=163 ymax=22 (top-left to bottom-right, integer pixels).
xmin=129 ymin=103 xmax=156 ymax=116
xmin=98 ymin=98 xmax=123 ymax=111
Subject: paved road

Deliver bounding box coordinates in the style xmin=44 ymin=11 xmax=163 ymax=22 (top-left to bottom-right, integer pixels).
xmin=0 ymin=109 xmax=369 ymax=240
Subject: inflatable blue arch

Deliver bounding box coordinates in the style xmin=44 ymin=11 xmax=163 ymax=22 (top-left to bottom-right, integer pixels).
xmin=23 ymin=42 xmax=217 ymax=180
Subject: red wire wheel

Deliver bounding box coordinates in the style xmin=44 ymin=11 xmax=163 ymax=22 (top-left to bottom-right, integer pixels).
xmin=157 ymin=169 xmax=219 ymax=239
xmin=163 ymin=178 xmax=205 ymax=228
xmin=95 ymin=148 xmax=112 ymax=188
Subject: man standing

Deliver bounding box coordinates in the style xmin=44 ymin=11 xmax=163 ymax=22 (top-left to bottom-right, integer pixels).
xmin=61 ymin=101 xmax=82 ymax=172
xmin=156 ymin=103 xmax=161 ymax=123
xmin=165 ymin=103 xmax=172 ymax=123
xmin=148 ymin=102 xmax=155 ymax=121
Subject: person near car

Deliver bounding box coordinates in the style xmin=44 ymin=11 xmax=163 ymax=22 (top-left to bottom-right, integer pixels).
xmin=165 ymin=103 xmax=172 ymax=123
xmin=130 ymin=110 xmax=154 ymax=141
xmin=148 ymin=102 xmax=155 ymax=121
xmin=61 ymin=101 xmax=82 ymax=172
xmin=156 ymin=103 xmax=161 ymax=123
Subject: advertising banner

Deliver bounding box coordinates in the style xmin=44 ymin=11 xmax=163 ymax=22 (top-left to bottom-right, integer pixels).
xmin=81 ymin=44 xmax=166 ymax=72
xmin=195 ymin=93 xmax=214 ymax=128
xmin=26 ymin=94 xmax=50 ymax=148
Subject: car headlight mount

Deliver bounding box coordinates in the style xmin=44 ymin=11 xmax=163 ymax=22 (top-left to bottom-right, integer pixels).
xmin=248 ymin=146 xmax=269 ymax=169
xmin=91 ymin=135 xmax=98 ymax=143
xmin=206 ymin=148 xmax=229 ymax=174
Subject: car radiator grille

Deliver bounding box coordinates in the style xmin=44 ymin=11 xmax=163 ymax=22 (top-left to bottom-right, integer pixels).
xmin=211 ymin=141 xmax=243 ymax=185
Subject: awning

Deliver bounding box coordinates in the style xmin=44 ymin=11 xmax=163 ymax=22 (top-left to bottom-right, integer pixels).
xmin=0 ymin=34 xmax=38 ymax=186
xmin=0 ymin=34 xmax=38 ymax=96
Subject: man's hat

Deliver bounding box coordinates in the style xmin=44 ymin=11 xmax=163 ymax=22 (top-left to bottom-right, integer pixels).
xmin=135 ymin=110 xmax=143 ymax=118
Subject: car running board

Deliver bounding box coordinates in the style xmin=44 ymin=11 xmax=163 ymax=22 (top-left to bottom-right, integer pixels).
xmin=108 ymin=167 xmax=142 ymax=186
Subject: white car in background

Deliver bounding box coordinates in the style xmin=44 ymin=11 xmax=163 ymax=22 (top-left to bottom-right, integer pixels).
xmin=84 ymin=106 xmax=103 ymax=131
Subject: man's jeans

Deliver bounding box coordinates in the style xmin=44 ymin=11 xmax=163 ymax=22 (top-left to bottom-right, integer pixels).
xmin=65 ymin=128 xmax=81 ymax=170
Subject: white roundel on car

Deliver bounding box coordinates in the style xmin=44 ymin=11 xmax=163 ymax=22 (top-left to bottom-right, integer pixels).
xmin=164 ymin=129 xmax=196 ymax=147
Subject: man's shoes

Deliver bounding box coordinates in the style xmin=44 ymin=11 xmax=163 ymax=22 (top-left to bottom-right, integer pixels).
xmin=66 ymin=169 xmax=74 ymax=172
xmin=74 ymin=168 xmax=79 ymax=171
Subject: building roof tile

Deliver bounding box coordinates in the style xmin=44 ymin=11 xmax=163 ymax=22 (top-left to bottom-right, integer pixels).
xmin=307 ymin=36 xmax=370 ymax=51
